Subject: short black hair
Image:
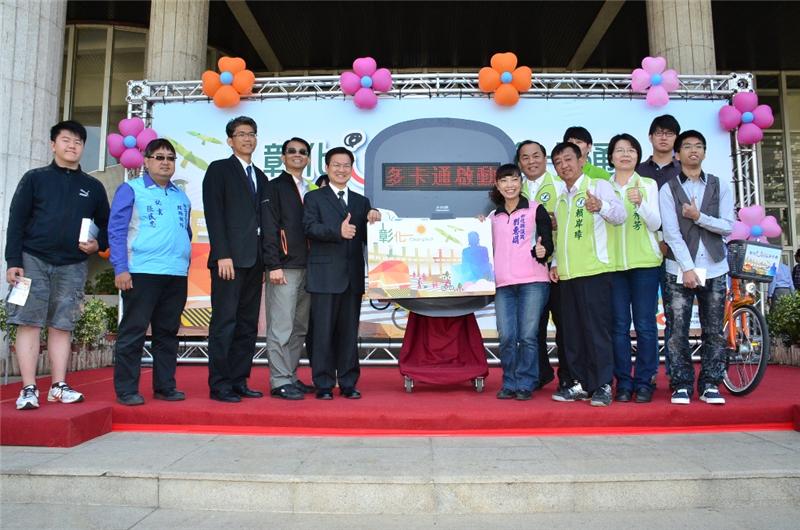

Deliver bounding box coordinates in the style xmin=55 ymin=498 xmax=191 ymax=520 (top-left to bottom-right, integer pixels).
xmin=282 ymin=137 xmax=311 ymax=154
xmin=514 ymin=140 xmax=547 ymax=164
xmin=551 ymin=142 xmax=582 ymax=161
xmin=144 ymin=138 xmax=176 ymax=158
xmin=674 ymin=130 xmax=707 ymax=152
xmin=225 ymin=116 xmax=257 ymax=138
xmin=607 ymin=134 xmax=642 ymax=168
xmin=489 ymin=164 xmax=521 ymax=205
xmin=648 ymin=114 xmax=681 ymax=136
xmin=315 ymin=174 xmax=330 ymax=187
xmin=50 ymin=120 xmax=87 ymax=143
xmin=325 ymin=146 xmax=354 ymax=165
xmin=562 ymin=126 xmax=592 ymax=145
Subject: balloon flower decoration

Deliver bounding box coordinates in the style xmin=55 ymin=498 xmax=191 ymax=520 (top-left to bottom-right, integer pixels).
xmin=718 ymin=92 xmax=774 ymax=145
xmin=478 ymin=52 xmax=532 ymax=106
xmin=202 ymin=57 xmax=255 ymax=108
xmin=107 ymin=118 xmax=157 ymax=169
xmin=730 ymin=205 xmax=782 ymax=243
xmin=339 ymin=57 xmax=393 ymax=110
xmin=631 ymin=56 xmax=679 ymax=107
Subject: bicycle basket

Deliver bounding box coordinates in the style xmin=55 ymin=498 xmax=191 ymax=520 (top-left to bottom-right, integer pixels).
xmin=726 ymin=239 xmax=782 ymax=283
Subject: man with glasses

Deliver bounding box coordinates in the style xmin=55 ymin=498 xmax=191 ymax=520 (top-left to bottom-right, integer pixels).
xmin=261 ymin=137 xmax=317 ymax=400
xmin=659 ymin=130 xmax=734 ymax=406
xmin=203 ymin=116 xmax=269 ymax=402
xmin=109 ymin=139 xmax=191 ymax=405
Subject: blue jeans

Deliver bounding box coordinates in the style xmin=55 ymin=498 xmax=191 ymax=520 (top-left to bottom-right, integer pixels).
xmin=494 ymin=282 xmax=549 ymax=391
xmin=611 ymin=267 xmax=660 ymax=392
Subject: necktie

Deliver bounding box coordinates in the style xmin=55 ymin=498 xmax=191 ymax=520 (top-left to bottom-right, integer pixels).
xmin=338 ymin=190 xmax=347 ymax=211
xmin=246 ymin=165 xmax=256 ymax=199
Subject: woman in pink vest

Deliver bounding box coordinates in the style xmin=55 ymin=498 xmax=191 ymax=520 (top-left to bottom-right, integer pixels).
xmin=489 ymin=164 xmax=553 ymax=400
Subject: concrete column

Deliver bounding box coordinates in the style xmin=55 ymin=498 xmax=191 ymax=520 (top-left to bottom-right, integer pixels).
xmin=646 ymin=0 xmax=716 ymax=74
xmin=0 ymin=0 xmax=67 ymax=288
xmin=145 ymin=0 xmax=209 ymax=81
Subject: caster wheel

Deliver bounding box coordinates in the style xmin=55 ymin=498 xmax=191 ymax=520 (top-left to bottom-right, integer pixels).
xmin=474 ymin=377 xmax=485 ymax=393
xmin=404 ymin=376 xmax=414 ymax=393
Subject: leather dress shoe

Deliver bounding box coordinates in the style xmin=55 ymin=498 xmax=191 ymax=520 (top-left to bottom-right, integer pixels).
xmin=515 ymin=390 xmax=533 ymax=401
xmin=496 ymin=388 xmax=516 ymax=400
xmin=271 ymin=384 xmax=304 ymax=400
xmin=615 ymin=388 xmax=632 ymax=402
xmin=316 ymin=389 xmax=333 ymax=400
xmin=117 ymin=393 xmax=145 ymax=406
xmin=340 ymin=387 xmax=361 ymax=399
xmin=210 ymin=390 xmax=241 ymax=403
xmin=294 ymin=379 xmax=316 ymax=394
xmin=635 ymin=387 xmax=654 ymax=403
xmin=232 ymin=385 xmax=263 ymax=398
xmin=154 ymin=389 xmax=185 ymax=401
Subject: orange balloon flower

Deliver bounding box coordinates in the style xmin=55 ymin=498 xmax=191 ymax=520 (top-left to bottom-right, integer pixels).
xmin=202 ymin=57 xmax=255 ymax=108
xmin=478 ymin=52 xmax=532 ymax=106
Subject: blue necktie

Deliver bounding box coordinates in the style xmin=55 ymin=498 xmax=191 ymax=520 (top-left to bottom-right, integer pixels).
xmin=246 ymin=165 xmax=256 ymax=199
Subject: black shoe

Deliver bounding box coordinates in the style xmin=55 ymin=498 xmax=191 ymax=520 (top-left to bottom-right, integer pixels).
xmin=340 ymin=387 xmax=361 ymax=399
xmin=294 ymin=379 xmax=316 ymax=394
xmin=271 ymin=384 xmax=304 ymax=400
xmin=635 ymin=387 xmax=654 ymax=403
xmin=116 ymin=393 xmax=145 ymax=406
xmin=536 ymin=373 xmax=555 ymax=390
xmin=515 ymin=390 xmax=533 ymax=401
xmin=210 ymin=390 xmax=241 ymax=403
xmin=496 ymin=388 xmax=516 ymax=400
xmin=615 ymin=388 xmax=632 ymax=402
xmin=154 ymin=389 xmax=185 ymax=401
xmin=316 ymin=389 xmax=334 ymax=400
xmin=232 ymin=385 xmax=263 ymax=398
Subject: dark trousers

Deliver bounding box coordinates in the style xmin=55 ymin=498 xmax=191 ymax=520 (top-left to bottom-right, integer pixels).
xmin=558 ymin=272 xmax=614 ymax=393
xmin=207 ymin=264 xmax=262 ymax=393
xmin=310 ymin=284 xmax=361 ymax=390
xmin=114 ymin=273 xmax=187 ymax=397
xmin=659 ymin=261 xmax=672 ymax=376
xmin=537 ymin=282 xmax=572 ymax=387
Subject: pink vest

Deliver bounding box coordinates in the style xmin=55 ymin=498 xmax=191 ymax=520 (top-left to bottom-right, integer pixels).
xmin=491 ymin=203 xmax=551 ymax=288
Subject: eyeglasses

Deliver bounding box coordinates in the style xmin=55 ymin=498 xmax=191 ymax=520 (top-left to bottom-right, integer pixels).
xmin=613 ymin=148 xmax=638 ymax=155
xmin=232 ymin=132 xmax=257 ymax=139
xmin=147 ymin=155 xmax=177 ymax=162
xmin=285 ymin=147 xmax=309 ymax=156
xmin=680 ymin=143 xmax=705 ymax=151
xmin=330 ymin=163 xmax=352 ymax=170
xmin=652 ymin=130 xmax=676 ymax=138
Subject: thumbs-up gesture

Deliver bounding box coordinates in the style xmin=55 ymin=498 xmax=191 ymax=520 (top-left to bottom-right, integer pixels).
xmin=341 ymin=213 xmax=356 ymax=239
xmin=626 ymin=186 xmax=642 ymax=206
xmin=534 ymin=236 xmax=546 ymax=259
xmin=585 ymin=189 xmax=602 ymax=213
xmin=682 ymin=197 xmax=700 ymax=221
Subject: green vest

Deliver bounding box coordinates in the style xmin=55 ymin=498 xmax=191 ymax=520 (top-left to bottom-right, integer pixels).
xmin=522 ymin=171 xmax=560 ymax=213
xmin=610 ymin=174 xmax=663 ymax=271
xmin=583 ymin=162 xmax=611 ymax=181
xmin=554 ymin=177 xmax=614 ymax=280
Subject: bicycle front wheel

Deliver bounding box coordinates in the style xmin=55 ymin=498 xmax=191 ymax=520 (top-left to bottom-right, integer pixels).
xmin=723 ymin=304 xmax=770 ymax=396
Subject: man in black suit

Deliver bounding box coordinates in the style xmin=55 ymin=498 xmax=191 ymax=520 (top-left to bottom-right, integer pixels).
xmin=202 ymin=116 xmax=268 ymax=402
xmin=303 ymin=147 xmax=380 ymax=400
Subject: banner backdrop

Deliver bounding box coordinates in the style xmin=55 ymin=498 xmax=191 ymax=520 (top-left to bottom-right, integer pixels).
xmin=151 ymin=97 xmax=727 ymax=337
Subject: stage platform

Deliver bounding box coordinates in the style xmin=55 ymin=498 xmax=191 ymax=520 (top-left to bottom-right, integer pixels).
xmin=2 ymin=366 xmax=799 ymax=447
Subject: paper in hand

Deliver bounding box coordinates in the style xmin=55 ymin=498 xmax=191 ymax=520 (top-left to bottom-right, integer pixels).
xmin=8 ymin=277 xmax=32 ymax=306
xmin=676 ymin=267 xmax=707 ymax=287
xmin=79 ymin=218 xmax=99 ymax=243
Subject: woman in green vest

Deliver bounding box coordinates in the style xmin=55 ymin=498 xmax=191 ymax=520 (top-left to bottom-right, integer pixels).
xmin=607 ymin=134 xmax=662 ymax=403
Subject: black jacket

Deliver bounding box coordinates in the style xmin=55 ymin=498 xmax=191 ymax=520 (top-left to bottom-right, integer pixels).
xmin=261 ymin=171 xmax=308 ymax=270
xmin=5 ymin=161 xmax=110 ymax=268
xmin=202 ymin=155 xmax=269 ymax=269
xmin=303 ymin=186 xmax=371 ymax=295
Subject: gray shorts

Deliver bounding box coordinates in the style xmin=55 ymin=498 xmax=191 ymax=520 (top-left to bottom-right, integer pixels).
xmin=7 ymin=252 xmax=88 ymax=331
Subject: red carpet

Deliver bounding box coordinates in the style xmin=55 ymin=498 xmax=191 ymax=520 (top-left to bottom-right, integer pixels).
xmin=2 ymin=365 xmax=799 ymax=447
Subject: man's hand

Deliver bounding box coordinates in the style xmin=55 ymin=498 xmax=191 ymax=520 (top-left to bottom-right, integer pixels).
xmin=217 ymin=258 xmax=235 ymax=280
xmin=682 ymin=269 xmax=699 ymax=289
xmin=585 ymin=189 xmax=602 ymax=213
xmin=341 ymin=213 xmax=356 ymax=239
xmin=549 ymin=266 xmax=559 ymax=283
xmin=549 ymin=212 xmax=558 ymax=231
xmin=534 ymin=237 xmax=546 ymax=259
xmin=626 ymin=187 xmax=643 ymax=206
xmin=79 ymin=239 xmax=99 ymax=255
xmin=659 ymin=241 xmax=670 ymax=257
xmin=115 ymin=272 xmax=133 ymax=291
xmin=367 ymin=209 xmax=381 ymax=224
xmin=682 ymin=198 xmax=701 ymax=221
xmin=6 ymin=267 xmax=23 ymax=286
xmin=269 ymin=269 xmax=288 ymax=285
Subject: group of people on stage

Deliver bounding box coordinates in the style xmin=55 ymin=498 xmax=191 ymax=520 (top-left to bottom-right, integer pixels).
xmin=4 ymin=112 xmax=750 ymax=410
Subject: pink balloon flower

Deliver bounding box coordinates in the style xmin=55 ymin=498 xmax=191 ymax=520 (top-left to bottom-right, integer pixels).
xmin=729 ymin=205 xmax=782 ymax=243
xmin=107 ymin=118 xmax=158 ymax=169
xmin=340 ymin=57 xmax=393 ymax=110
xmin=630 ymin=56 xmax=679 ymax=107
xmin=718 ymin=92 xmax=774 ymax=145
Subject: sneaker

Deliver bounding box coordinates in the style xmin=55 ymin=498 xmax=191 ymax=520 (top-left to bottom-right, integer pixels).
xmin=615 ymin=388 xmax=632 ymax=402
xmin=551 ymin=382 xmax=589 ymax=402
xmin=515 ymin=390 xmax=533 ymax=401
xmin=671 ymin=388 xmax=691 ymax=405
xmin=590 ymin=384 xmax=612 ymax=407
xmin=16 ymin=385 xmax=39 ymax=410
xmin=48 ymin=382 xmax=84 ymax=404
xmin=496 ymin=388 xmax=516 ymax=400
xmin=700 ymin=385 xmax=726 ymax=405
xmin=635 ymin=387 xmax=654 ymax=403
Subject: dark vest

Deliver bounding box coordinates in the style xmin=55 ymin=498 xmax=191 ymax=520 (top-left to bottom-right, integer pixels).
xmin=665 ymin=173 xmax=726 ymax=263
